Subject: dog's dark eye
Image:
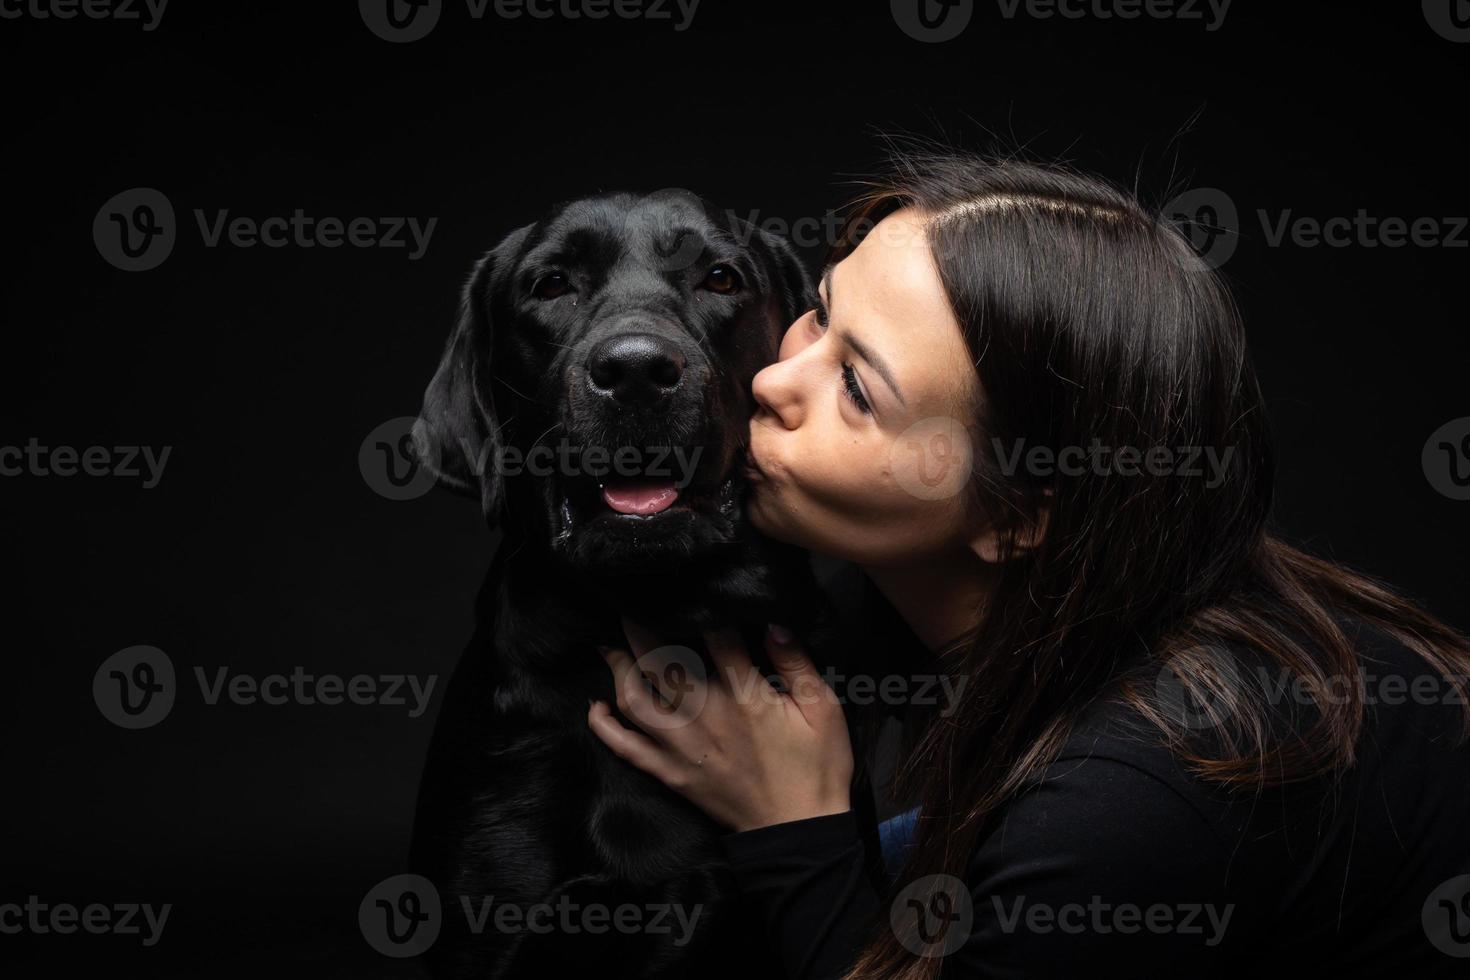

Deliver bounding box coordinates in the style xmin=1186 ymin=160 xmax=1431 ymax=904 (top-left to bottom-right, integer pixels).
xmin=701 ymin=265 xmax=742 ymax=294
xmin=532 ymin=272 xmax=573 ymax=300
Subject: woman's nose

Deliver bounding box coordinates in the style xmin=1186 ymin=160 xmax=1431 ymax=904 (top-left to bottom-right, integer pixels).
xmin=751 ymin=358 xmax=803 ymax=430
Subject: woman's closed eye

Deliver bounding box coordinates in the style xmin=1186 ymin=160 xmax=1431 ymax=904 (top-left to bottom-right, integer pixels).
xmin=841 ymin=363 xmax=872 ymax=414
xmin=812 ymin=297 xmax=872 ymax=415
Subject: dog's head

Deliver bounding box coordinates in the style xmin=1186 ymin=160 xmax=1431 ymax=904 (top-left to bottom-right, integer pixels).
xmin=414 ymin=189 xmax=812 ymax=574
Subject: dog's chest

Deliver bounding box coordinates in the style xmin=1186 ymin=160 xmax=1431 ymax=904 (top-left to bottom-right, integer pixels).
xmin=551 ymin=722 xmax=725 ymax=885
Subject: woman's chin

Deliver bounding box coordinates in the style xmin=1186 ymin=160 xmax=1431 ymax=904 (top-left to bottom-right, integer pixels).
xmin=744 ymin=487 xmax=783 ymax=539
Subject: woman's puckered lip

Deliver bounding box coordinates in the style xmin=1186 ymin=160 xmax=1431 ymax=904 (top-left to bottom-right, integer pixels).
xmin=742 ymin=445 xmax=766 ymax=479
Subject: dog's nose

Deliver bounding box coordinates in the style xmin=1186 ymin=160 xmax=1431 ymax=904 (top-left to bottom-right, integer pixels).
xmin=586 ymin=333 xmax=686 ymax=404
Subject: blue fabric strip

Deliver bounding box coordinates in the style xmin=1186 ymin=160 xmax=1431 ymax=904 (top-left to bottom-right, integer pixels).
xmin=877 ymin=805 xmax=921 ymax=883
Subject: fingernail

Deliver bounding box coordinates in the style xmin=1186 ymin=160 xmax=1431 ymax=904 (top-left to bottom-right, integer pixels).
xmin=595 ymin=645 xmax=612 ymax=658
xmin=767 ymin=622 xmax=794 ymax=644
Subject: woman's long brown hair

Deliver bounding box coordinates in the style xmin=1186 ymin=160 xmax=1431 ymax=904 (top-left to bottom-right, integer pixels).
xmin=830 ymin=142 xmax=1470 ymax=980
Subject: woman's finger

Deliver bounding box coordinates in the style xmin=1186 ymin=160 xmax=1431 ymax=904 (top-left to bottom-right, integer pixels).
xmin=619 ymin=614 xmax=662 ymax=659
xmin=763 ymin=623 xmax=839 ymax=719
xmin=702 ymin=625 xmax=765 ymax=703
xmin=586 ymin=699 xmax=679 ymax=781
xmin=599 ymin=643 xmax=660 ymax=725
xmin=599 ymin=644 xmax=703 ymax=733
xmin=616 ymin=615 xmax=715 ymax=723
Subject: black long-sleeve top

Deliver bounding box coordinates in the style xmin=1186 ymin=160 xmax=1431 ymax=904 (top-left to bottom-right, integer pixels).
xmin=719 ymin=613 xmax=1470 ymax=978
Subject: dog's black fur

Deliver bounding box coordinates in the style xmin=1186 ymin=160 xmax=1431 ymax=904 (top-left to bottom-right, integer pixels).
xmin=408 ymin=190 xmax=834 ymax=978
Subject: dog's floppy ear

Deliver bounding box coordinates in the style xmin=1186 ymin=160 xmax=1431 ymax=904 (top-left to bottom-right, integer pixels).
xmin=754 ymin=227 xmax=816 ymax=327
xmin=412 ymin=229 xmax=528 ymax=522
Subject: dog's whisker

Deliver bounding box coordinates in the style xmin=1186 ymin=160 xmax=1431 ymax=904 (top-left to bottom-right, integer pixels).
xmin=491 ymin=373 xmax=552 ymax=408
xmin=529 ymin=420 xmax=565 ymax=448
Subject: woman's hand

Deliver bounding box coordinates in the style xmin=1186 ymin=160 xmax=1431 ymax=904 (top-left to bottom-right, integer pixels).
xmin=587 ymin=616 xmax=854 ymax=833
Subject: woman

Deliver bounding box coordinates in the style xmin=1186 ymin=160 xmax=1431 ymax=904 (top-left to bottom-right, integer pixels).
xmin=585 ymin=145 xmax=1470 ymax=978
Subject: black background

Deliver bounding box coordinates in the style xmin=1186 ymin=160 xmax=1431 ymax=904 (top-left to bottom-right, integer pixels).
xmin=2 ymin=0 xmax=1466 ymax=975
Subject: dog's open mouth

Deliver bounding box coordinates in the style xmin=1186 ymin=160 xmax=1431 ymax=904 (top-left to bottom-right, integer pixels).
xmin=552 ymin=442 xmax=746 ymax=550
xmin=599 ymin=477 xmax=684 ymax=516
xmin=573 ymin=469 xmax=739 ymax=523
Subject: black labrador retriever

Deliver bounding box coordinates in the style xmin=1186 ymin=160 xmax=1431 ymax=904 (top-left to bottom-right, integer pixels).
xmin=408 ymin=189 xmax=836 ymax=979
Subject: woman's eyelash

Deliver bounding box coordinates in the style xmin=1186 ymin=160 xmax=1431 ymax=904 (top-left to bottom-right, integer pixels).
xmin=814 ymin=297 xmax=870 ymax=414
xmin=841 ymin=363 xmax=872 ymax=414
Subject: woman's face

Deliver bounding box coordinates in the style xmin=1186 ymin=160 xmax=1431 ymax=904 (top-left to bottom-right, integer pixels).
xmin=745 ymin=207 xmax=986 ymax=568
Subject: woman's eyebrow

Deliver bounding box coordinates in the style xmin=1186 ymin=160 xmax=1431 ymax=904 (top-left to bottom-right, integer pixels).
xmin=847 ymin=333 xmax=907 ymax=407
xmin=821 ymin=263 xmax=907 ymax=407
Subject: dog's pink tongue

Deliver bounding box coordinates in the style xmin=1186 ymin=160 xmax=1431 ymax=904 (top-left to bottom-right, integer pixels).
xmin=602 ymin=480 xmax=679 ymax=515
